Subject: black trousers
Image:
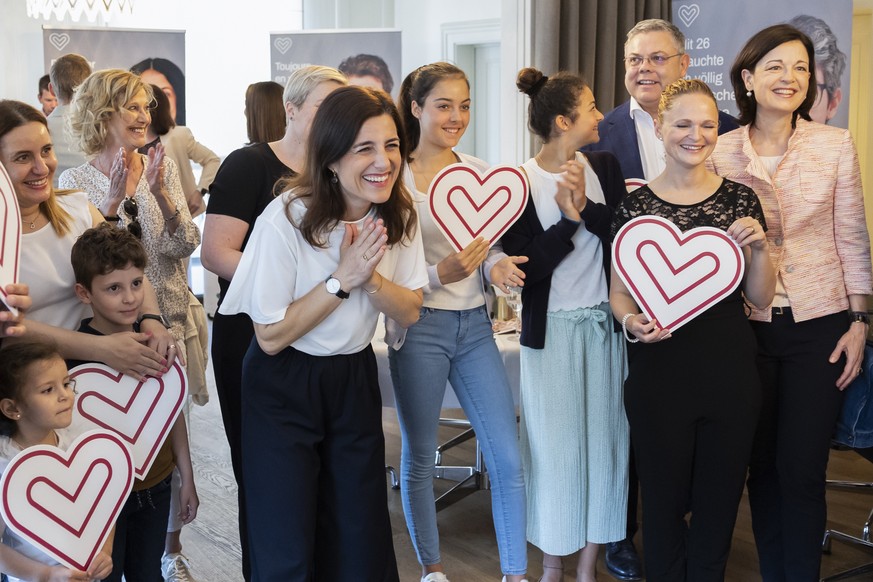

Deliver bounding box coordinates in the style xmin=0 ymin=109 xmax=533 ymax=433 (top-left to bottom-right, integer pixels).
xmin=241 ymin=341 xmax=399 ymax=582
xmin=748 ymin=310 xmax=848 ymax=582
xmin=211 ymin=311 xmax=253 ymax=581
xmin=625 ymin=305 xmax=761 ymax=581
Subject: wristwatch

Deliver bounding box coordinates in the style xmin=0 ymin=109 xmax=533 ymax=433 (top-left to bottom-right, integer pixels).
xmin=325 ymin=275 xmax=350 ymax=299
xmin=138 ymin=313 xmax=170 ymax=328
xmin=849 ymin=311 xmax=870 ymax=325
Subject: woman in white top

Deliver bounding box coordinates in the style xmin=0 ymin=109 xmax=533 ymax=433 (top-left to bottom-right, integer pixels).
xmin=390 ymin=62 xmax=529 ymax=582
xmin=219 ymin=86 xmax=426 ymax=581
xmin=0 ymin=99 xmax=174 ymax=380
xmin=502 ymin=69 xmax=629 ymax=582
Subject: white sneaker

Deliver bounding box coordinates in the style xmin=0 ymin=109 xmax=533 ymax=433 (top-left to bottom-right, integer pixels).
xmin=422 ymin=573 xmax=450 ymax=582
xmin=161 ymin=552 xmax=197 ymax=582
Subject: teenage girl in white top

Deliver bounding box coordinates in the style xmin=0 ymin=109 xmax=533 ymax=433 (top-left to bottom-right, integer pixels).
xmin=389 ymin=62 xmax=529 ymax=582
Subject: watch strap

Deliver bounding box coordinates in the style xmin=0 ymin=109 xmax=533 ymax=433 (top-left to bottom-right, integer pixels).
xmin=849 ymin=311 xmax=870 ymax=325
xmin=139 ymin=313 xmax=170 ymax=328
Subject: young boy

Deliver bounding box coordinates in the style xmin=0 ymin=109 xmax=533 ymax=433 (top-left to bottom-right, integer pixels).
xmin=70 ymin=224 xmax=199 ymax=582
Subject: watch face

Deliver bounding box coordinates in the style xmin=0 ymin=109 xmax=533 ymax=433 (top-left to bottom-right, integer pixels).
xmin=325 ymin=277 xmax=341 ymax=294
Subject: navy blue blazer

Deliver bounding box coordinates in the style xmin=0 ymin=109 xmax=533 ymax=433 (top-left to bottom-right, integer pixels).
xmin=582 ymin=100 xmax=739 ymax=185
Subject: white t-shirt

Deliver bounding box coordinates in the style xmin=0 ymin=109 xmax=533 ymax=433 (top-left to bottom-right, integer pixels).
xmin=22 ymin=190 xmax=93 ymax=330
xmin=219 ymin=192 xmax=428 ymax=356
xmin=0 ymin=428 xmax=78 ymax=581
xmin=629 ymin=97 xmax=666 ymax=183
xmin=404 ymin=152 xmax=490 ymax=310
xmin=521 ymin=152 xmax=608 ymax=311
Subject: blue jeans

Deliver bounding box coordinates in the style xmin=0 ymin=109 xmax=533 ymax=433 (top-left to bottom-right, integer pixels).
xmin=389 ymin=305 xmax=527 ymax=575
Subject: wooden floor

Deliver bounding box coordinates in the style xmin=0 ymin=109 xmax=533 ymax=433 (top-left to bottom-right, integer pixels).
xmin=181 ymin=353 xmax=873 ymax=581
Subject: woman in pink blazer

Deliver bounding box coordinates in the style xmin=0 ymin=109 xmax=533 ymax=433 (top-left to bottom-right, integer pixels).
xmin=709 ymin=24 xmax=872 ymax=581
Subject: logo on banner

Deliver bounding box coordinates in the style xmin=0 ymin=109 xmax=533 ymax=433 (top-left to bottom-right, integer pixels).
xmin=274 ymin=37 xmax=293 ymax=55
xmin=612 ymin=215 xmax=744 ymax=332
xmin=428 ymin=163 xmax=528 ymax=252
xmin=48 ymin=33 xmax=71 ymax=51
xmin=70 ymin=362 xmax=187 ymax=479
xmin=0 ymin=430 xmax=134 ymax=572
xmin=677 ymin=3 xmax=701 ymax=27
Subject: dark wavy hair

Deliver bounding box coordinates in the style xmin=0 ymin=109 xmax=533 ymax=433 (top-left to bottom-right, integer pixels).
xmin=516 ymin=67 xmax=588 ymax=142
xmin=71 ymin=223 xmax=148 ymax=290
xmin=397 ymin=62 xmax=468 ymax=160
xmin=0 ymin=341 xmax=64 ymax=437
xmin=730 ymin=24 xmax=817 ymax=127
xmin=277 ymin=85 xmax=416 ymax=248
xmin=130 ymin=57 xmax=186 ymax=126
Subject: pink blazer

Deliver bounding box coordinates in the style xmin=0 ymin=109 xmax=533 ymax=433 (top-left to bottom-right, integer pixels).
xmin=709 ymin=119 xmax=872 ymax=322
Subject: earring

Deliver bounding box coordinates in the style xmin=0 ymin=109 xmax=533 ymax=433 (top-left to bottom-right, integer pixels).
xmin=330 ymin=170 xmax=338 ymax=185
xmin=746 ymin=90 xmax=753 ymax=97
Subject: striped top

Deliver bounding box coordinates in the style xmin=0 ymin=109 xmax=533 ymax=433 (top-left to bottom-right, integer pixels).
xmin=709 ymin=119 xmax=871 ymax=322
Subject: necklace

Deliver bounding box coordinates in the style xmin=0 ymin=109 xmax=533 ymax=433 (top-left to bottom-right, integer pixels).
xmin=10 ymin=430 xmax=59 ymax=450
xmin=21 ymin=209 xmax=41 ymax=230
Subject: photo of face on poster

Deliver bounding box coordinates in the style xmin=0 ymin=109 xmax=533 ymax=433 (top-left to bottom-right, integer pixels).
xmin=130 ymin=57 xmax=187 ymax=126
xmin=788 ymin=14 xmax=846 ymax=125
xmin=270 ymin=30 xmax=401 ymax=100
xmin=42 ymin=28 xmax=186 ymax=124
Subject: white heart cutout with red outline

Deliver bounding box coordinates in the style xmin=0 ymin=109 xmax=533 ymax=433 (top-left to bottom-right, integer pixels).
xmin=428 ymin=163 xmax=528 ymax=252
xmin=69 ymin=362 xmax=187 ymax=479
xmin=612 ymin=215 xmax=745 ymax=332
xmin=0 ymin=430 xmax=133 ymax=572
xmin=0 ymin=161 xmax=22 ymax=316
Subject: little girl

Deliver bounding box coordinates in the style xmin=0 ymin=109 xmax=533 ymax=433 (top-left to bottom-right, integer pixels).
xmin=0 ymin=341 xmax=113 ymax=582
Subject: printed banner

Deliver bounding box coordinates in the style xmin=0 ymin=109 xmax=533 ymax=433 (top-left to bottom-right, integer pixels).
xmin=673 ymin=0 xmax=852 ymax=127
xmin=42 ymin=27 xmax=187 ymax=125
xmin=270 ymin=29 xmax=401 ymax=100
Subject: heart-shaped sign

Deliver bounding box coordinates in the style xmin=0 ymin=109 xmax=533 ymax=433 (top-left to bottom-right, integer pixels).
xmin=0 ymin=430 xmax=133 ymax=572
xmin=677 ymin=3 xmax=701 ymax=27
xmin=0 ymin=162 xmax=22 ymax=316
xmin=428 ymin=163 xmax=528 ymax=252
xmin=69 ymin=362 xmax=187 ymax=479
xmin=48 ymin=32 xmax=71 ymax=52
xmin=612 ymin=215 xmax=744 ymax=332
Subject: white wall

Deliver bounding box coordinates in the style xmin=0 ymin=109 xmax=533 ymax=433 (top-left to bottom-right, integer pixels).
xmin=0 ymin=0 xmax=303 ymax=158
xmin=0 ymin=0 xmax=525 ymax=160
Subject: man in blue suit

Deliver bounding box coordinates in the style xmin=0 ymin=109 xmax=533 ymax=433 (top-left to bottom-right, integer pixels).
xmin=588 ymin=19 xmax=738 ymax=193
xmin=584 ymin=18 xmax=739 ymax=582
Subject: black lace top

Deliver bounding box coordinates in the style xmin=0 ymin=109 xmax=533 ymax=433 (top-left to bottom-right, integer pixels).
xmin=610 ymin=178 xmax=766 ymax=238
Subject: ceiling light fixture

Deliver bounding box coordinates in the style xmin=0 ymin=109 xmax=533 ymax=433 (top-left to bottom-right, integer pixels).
xmin=26 ymin=0 xmax=135 ymax=22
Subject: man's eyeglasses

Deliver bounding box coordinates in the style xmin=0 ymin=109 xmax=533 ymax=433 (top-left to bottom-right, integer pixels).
xmin=123 ymin=197 xmax=142 ymax=239
xmin=625 ymin=53 xmax=683 ymax=68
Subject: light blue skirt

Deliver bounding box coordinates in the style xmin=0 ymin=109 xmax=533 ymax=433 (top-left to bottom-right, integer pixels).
xmin=519 ymin=304 xmax=629 ymax=555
